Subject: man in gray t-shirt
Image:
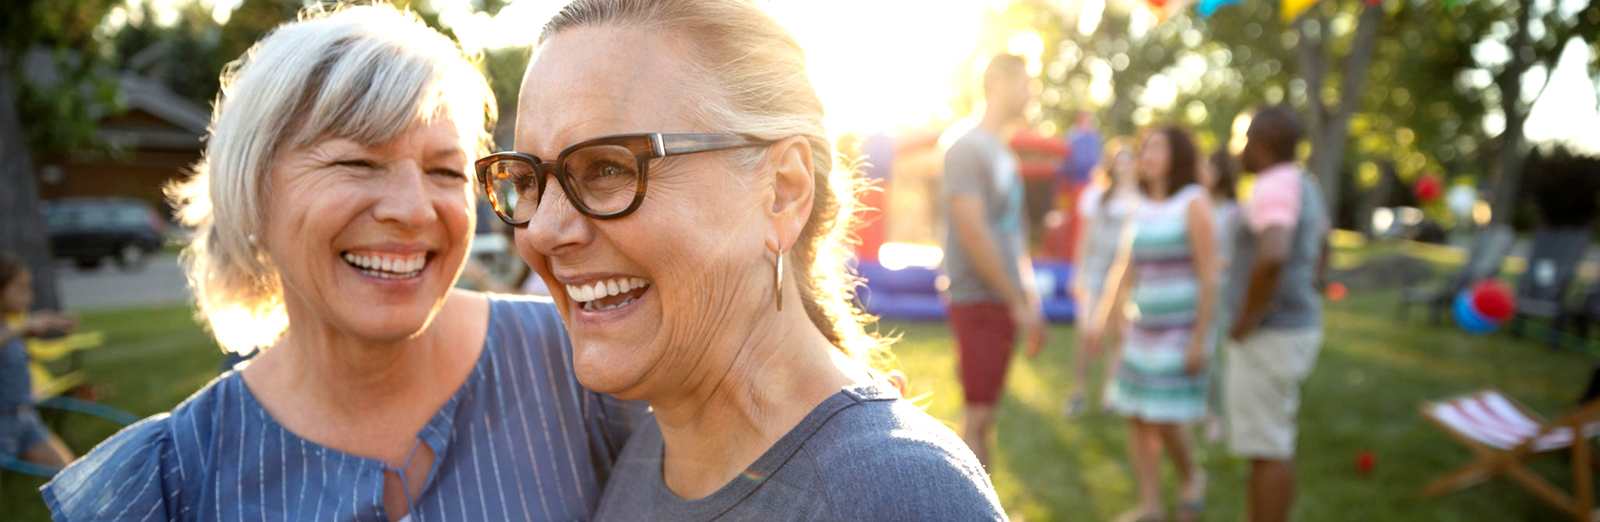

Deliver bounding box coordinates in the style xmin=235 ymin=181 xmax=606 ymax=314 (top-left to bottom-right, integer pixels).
xmin=938 ymin=54 xmax=1045 ymax=469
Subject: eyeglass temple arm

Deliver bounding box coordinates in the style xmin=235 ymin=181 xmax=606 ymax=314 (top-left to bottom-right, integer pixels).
xmin=656 ymin=134 xmax=770 ymax=156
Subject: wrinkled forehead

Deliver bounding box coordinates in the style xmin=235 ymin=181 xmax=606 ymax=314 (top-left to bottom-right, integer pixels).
xmin=516 ymin=26 xmax=700 ymax=157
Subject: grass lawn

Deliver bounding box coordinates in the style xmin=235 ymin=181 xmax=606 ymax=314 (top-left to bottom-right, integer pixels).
xmin=3 ymin=289 xmax=1595 ymax=521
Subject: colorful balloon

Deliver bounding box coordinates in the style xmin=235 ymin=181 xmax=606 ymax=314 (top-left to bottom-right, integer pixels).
xmin=1454 ymin=291 xmax=1498 ymax=334
xmin=1470 ymin=279 xmax=1516 ymax=322
xmin=1445 ymin=184 xmax=1477 ymax=219
xmin=1413 ymin=173 xmax=1442 ymax=203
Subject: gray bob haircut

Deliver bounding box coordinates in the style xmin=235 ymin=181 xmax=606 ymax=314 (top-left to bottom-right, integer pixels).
xmin=167 ymin=3 xmax=495 ymax=353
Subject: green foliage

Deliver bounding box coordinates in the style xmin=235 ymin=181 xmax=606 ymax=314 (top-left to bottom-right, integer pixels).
xmin=1 ymin=0 xmax=123 ymax=156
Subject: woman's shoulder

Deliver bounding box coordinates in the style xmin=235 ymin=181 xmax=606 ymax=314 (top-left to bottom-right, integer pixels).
xmin=42 ymin=413 xmax=178 ymax=521
xmin=801 ymin=383 xmax=1006 ymax=520
xmin=1174 ymin=183 xmax=1209 ymax=205
xmin=39 ymin=373 xmax=238 ymax=522
xmin=483 ymin=293 xmax=568 ymax=351
xmin=42 ymin=371 xmax=243 ymax=517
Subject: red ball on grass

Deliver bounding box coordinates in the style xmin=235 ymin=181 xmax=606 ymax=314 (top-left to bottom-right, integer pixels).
xmin=1355 ymin=450 xmax=1376 ymax=475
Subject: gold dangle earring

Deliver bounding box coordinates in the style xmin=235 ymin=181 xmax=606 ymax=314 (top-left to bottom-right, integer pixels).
xmin=773 ymin=249 xmax=785 ymax=312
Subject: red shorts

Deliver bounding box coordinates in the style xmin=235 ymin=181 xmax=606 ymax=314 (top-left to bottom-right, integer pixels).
xmin=948 ymin=302 xmax=1016 ymax=406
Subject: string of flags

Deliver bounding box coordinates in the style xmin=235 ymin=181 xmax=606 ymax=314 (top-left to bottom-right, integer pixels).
xmin=1170 ymin=0 xmax=1400 ymax=24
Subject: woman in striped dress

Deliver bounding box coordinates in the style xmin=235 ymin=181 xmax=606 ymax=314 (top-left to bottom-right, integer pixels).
xmin=1088 ymin=126 xmax=1220 ymax=522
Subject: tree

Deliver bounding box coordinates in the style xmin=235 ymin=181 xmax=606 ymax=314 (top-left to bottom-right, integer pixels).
xmin=0 ymin=0 xmax=120 ymax=311
xmin=1486 ymin=0 xmax=1599 ymax=226
xmin=1295 ymin=0 xmax=1383 ymax=224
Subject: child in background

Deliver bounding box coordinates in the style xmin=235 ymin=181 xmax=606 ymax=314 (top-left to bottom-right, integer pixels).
xmin=1068 ymin=138 xmax=1141 ymax=417
xmin=0 ymin=253 xmax=78 ymax=469
xmin=1200 ymin=149 xmax=1242 ymax=442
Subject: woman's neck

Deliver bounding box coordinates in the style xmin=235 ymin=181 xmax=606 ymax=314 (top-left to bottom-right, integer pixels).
xmin=647 ymin=307 xmax=862 ymax=500
xmin=241 ymin=290 xmax=488 ymax=463
xmin=1146 ymin=178 xmax=1170 ymax=200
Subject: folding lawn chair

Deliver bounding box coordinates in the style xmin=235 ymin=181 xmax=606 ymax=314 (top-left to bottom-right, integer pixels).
xmin=1511 ymin=227 xmax=1591 ymax=346
xmin=1421 ymin=389 xmax=1600 ymax=521
xmin=1398 ymin=225 xmax=1514 ymax=324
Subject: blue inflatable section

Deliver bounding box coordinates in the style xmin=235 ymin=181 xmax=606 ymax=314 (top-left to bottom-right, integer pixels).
xmin=856 ymin=259 xmax=1078 ymax=323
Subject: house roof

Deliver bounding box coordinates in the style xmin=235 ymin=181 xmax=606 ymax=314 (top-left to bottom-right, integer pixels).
xmin=24 ymin=48 xmax=211 ymax=149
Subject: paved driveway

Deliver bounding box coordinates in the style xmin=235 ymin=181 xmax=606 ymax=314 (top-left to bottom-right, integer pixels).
xmin=56 ymin=253 xmax=190 ymax=311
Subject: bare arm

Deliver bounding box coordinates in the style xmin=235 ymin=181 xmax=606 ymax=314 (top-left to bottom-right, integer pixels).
xmin=0 ymin=312 xmax=76 ymax=346
xmin=1072 ymin=210 xmax=1095 ymax=299
xmin=1317 ymin=232 xmax=1331 ymax=291
xmin=1230 ymin=225 xmax=1291 ymax=341
xmin=1183 ymin=195 xmax=1220 ymax=368
xmin=1093 ymin=221 xmax=1138 ymax=334
xmin=950 ymin=195 xmax=1028 ymax=309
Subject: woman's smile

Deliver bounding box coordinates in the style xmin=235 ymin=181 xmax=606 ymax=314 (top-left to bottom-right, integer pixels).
xmin=340 ymin=250 xmax=433 ymax=280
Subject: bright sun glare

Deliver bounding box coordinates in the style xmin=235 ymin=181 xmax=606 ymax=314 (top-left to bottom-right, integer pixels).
xmin=425 ymin=0 xmax=1000 ymax=136
xmin=766 ymin=0 xmax=995 ymax=135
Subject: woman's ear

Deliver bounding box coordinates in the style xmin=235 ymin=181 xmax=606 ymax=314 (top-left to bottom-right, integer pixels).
xmin=764 ymin=136 xmax=815 ymax=254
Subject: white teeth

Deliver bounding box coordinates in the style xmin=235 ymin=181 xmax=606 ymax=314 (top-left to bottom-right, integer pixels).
xmin=341 ymin=252 xmax=426 ymax=278
xmin=564 ymin=277 xmax=652 ymax=308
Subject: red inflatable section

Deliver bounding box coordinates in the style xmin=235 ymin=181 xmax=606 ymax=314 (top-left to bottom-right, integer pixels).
xmin=1010 ymin=131 xmax=1069 ymax=181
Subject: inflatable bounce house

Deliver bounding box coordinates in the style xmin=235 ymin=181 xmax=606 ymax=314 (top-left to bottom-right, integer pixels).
xmin=852 ymin=119 xmax=1102 ymax=323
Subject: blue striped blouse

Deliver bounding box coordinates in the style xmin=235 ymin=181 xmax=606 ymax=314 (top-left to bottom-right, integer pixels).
xmin=40 ymin=296 xmax=640 ymax=522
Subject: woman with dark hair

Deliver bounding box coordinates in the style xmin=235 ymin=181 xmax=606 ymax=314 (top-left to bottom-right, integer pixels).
xmin=1199 ymin=148 xmax=1241 ymax=441
xmin=1068 ymin=137 xmax=1140 ymax=417
xmin=1088 ymin=126 xmax=1220 ymax=522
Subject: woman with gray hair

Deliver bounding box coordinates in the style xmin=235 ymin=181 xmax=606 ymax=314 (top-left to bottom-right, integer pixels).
xmin=488 ymin=0 xmax=1005 ymax=519
xmin=42 ymin=4 xmax=634 ymax=520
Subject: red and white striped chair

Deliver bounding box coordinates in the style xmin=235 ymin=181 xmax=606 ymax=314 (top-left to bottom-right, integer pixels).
xmin=1421 ymin=389 xmax=1600 ymax=521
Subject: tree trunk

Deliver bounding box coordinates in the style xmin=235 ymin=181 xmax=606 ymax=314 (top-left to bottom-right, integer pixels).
xmin=1296 ymin=2 xmax=1382 ymax=228
xmin=1490 ymin=0 xmax=1533 ymax=227
xmin=0 ymin=50 xmax=62 ymax=311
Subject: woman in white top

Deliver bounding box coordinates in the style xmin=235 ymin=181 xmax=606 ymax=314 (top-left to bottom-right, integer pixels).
xmin=1198 ymin=148 xmax=1241 ymax=441
xmin=1068 ymin=138 xmax=1141 ymax=416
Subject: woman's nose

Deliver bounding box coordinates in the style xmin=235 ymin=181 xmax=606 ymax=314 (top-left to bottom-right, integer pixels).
xmin=372 ymin=163 xmax=438 ymax=229
xmin=520 ymin=183 xmax=591 ymax=255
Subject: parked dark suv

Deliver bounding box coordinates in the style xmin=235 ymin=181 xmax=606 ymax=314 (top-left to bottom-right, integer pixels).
xmin=42 ymin=198 xmax=166 ymax=271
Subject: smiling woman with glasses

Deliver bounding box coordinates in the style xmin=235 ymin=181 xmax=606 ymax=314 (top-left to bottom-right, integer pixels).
xmin=506 ymin=0 xmax=1006 ymax=520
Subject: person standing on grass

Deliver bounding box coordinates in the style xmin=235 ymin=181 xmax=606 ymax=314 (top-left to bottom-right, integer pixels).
xmin=1226 ymin=106 xmax=1330 ymax=522
xmin=1067 ymin=138 xmax=1139 ymax=417
xmin=0 ymin=253 xmax=78 ymax=472
xmin=939 ymin=53 xmax=1047 ymax=469
xmin=1088 ymin=126 xmax=1219 ymax=522
xmin=1199 ymin=148 xmax=1242 ymax=442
